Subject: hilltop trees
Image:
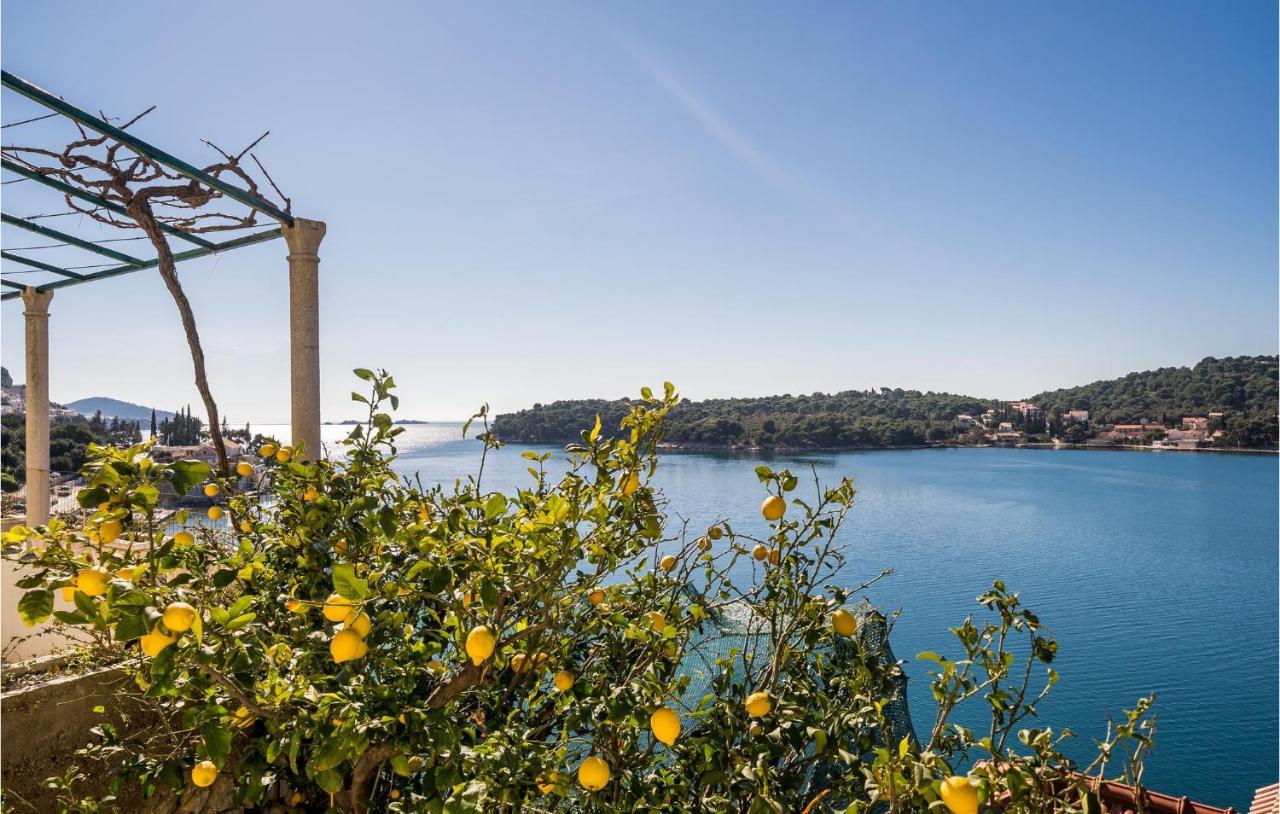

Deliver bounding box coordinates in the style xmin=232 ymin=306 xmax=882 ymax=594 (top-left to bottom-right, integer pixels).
xmin=494 ymin=356 xmax=1279 ymax=450
xmin=494 ymin=388 xmax=994 ymax=449
xmin=1031 ymin=356 xmax=1277 ymax=442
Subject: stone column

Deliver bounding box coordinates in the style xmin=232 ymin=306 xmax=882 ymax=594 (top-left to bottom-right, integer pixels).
xmin=21 ymin=287 xmax=53 ymax=526
xmin=281 ymin=218 xmax=326 ymax=460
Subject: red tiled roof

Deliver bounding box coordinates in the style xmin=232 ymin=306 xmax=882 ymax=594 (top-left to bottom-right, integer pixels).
xmin=1249 ymin=783 xmax=1278 ymax=814
xmin=1087 ymin=779 xmax=1236 ymax=813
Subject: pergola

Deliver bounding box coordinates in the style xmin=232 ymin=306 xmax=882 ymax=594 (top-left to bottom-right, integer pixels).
xmin=1 ymin=71 xmax=326 ymax=525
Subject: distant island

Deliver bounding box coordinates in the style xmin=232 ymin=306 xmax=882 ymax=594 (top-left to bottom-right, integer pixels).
xmin=491 ymin=356 xmax=1278 ymax=452
xmin=62 ymin=396 xmax=174 ymax=423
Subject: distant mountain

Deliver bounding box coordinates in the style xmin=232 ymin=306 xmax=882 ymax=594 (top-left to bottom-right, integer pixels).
xmin=64 ymin=397 xmax=175 ymax=423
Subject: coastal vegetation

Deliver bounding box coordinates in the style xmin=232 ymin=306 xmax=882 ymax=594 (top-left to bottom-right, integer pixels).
xmin=3 ymin=371 xmax=1157 ymax=812
xmin=492 ymin=355 xmax=1278 ymax=451
xmin=1031 ymin=355 xmax=1278 ymax=450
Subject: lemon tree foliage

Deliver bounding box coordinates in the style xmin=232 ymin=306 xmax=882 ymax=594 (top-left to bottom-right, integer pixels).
xmin=4 ymin=371 xmax=1156 ymax=813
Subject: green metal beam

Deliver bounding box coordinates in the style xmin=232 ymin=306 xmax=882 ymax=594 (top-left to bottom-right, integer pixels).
xmin=1 ymin=71 xmax=294 ymax=227
xmin=0 ymin=251 xmax=86 ymax=279
xmin=1 ymin=227 xmax=282 ymax=301
xmin=0 ymin=160 xmax=216 ymax=249
xmin=1 ymin=279 xmax=26 ymax=291
xmin=2 ymin=212 xmax=147 ymax=266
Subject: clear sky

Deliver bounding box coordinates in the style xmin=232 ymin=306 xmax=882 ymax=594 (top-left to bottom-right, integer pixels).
xmin=1 ymin=1 xmax=1275 ymax=422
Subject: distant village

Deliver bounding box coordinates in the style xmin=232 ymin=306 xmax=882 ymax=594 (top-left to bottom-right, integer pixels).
xmin=952 ymin=402 xmax=1226 ymax=450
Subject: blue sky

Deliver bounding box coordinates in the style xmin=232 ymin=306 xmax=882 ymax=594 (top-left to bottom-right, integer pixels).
xmin=2 ymin=1 xmax=1275 ymax=421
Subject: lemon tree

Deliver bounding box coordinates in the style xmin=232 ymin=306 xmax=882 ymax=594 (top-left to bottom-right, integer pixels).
xmin=5 ymin=371 xmax=1155 ymax=813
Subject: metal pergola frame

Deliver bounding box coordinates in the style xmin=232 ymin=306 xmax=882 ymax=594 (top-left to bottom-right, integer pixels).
xmin=0 ymin=70 xmax=293 ymax=301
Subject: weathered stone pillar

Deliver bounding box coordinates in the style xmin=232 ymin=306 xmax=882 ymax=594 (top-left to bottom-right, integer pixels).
xmin=21 ymin=287 xmax=53 ymax=526
xmin=281 ymin=218 xmax=326 ymax=460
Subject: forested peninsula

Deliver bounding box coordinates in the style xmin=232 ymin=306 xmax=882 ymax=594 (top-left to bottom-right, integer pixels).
xmin=491 ymin=356 xmax=1278 ymax=451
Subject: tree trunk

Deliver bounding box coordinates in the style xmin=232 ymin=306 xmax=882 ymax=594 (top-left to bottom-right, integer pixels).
xmin=126 ymin=199 xmax=230 ymax=475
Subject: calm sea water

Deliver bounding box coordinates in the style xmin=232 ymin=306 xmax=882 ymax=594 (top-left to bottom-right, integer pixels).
xmin=255 ymin=423 xmax=1278 ymax=809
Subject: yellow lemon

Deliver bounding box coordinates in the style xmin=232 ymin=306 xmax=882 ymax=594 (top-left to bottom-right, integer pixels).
xmin=697 ymin=536 xmax=712 ymax=551
xmin=330 ymin=629 xmax=366 ymax=663
xmin=831 ymin=609 xmax=857 ymax=637
xmin=97 ymin=519 xmax=122 ymax=544
xmin=553 ymin=670 xmax=574 ymax=692
xmin=207 ymin=506 xmax=223 ymax=522
xmin=303 ymin=485 xmax=318 ymax=502
xmin=659 ymin=554 xmax=677 ymax=572
xmin=334 ymin=538 xmax=348 ymax=555
xmin=235 ymin=461 xmax=254 ymax=477
xmin=259 ymin=443 xmax=277 ymax=458
xmin=533 ymin=651 xmax=549 ymax=668
xmin=203 ymin=484 xmax=219 ymax=498
xmin=389 ymin=789 xmax=401 ymax=800
xmin=707 ymin=526 xmax=723 ymax=540
xmin=939 ymin=776 xmax=980 ymax=814
xmin=751 ymin=544 xmax=768 ymax=562
xmin=75 ymin=567 xmax=110 ymax=597
xmin=650 ymin=706 xmax=681 ymax=746
xmin=173 ymin=531 xmax=194 ymax=547
xmin=511 ymin=653 xmax=531 ymax=673
xmin=322 ymin=593 xmax=355 ymax=622
xmin=191 ymin=760 xmax=218 ymax=788
xmin=648 ymin=611 xmax=667 ymax=633
xmin=276 ymin=446 xmax=293 ymax=463
xmin=761 ymin=495 xmax=786 ymax=521
xmin=621 ymin=471 xmax=640 ymax=496
xmin=346 ymin=612 xmax=372 ymax=638
xmin=577 ymin=756 xmax=610 ymax=791
xmin=587 ymin=588 xmax=605 ymax=605
xmin=749 ymin=723 xmax=764 ymax=736
xmin=162 ymin=602 xmax=197 ymax=633
xmin=465 ymin=625 xmax=496 ymax=665
xmin=744 ymin=691 xmax=772 ymax=718
xmin=141 ymin=629 xmax=176 ymax=658
xmin=768 ymin=547 xmax=781 ymax=565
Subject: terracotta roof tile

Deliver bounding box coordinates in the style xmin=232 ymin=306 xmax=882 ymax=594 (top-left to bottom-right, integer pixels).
xmin=1249 ymin=783 xmax=1278 ymax=814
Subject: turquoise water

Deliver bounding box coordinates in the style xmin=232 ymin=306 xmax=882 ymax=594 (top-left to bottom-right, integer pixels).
xmin=261 ymin=424 xmax=1279 ymax=808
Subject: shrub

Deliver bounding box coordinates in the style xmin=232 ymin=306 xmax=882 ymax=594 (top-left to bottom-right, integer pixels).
xmin=4 ymin=371 xmax=1154 ymax=813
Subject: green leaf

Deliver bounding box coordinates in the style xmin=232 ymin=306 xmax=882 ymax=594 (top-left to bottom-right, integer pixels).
xmin=314 ymin=768 xmax=344 ymax=793
xmin=201 ymin=720 xmax=233 ymax=764
xmin=18 ymin=590 xmax=53 ymax=626
xmin=73 ymin=590 xmax=99 ymax=618
xmin=479 ymin=580 xmax=499 ymax=610
xmin=379 ymin=506 xmax=397 ymax=538
xmin=332 ymin=564 xmax=368 ymax=600
xmin=168 ymin=460 xmax=212 ymax=495
xmin=312 ymin=737 xmax=349 ymax=772
xmin=112 ymin=589 xmax=153 ymax=607
xmin=225 ymin=613 xmax=257 ymax=631
xmin=114 ymin=611 xmax=148 ymax=642
xmin=589 ymin=414 xmax=602 ymax=443
xmin=353 ymin=368 xmax=375 ymax=381
xmin=483 ymin=494 xmax=505 ymax=520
